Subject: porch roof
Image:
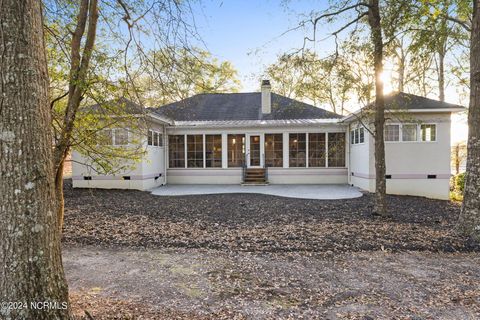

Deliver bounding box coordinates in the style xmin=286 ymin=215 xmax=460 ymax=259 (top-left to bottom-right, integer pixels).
xmin=170 ymin=118 xmax=342 ymax=128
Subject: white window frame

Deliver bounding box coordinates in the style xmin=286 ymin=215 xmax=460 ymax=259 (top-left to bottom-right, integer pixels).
xmin=113 ymin=128 xmax=129 ymax=146
xmin=351 ymin=127 xmax=365 ymax=145
xmin=384 ymin=124 xmax=401 ymax=142
xmin=401 ymin=123 xmax=418 ymax=142
xmin=420 ymin=123 xmax=437 ymax=142
xmin=148 ymin=129 xmax=164 ymax=147
xmin=384 ymin=123 xmax=438 ymax=143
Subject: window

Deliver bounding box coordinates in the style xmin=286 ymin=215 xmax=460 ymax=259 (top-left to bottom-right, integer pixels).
xmin=265 ymin=134 xmax=283 ymax=167
xmin=402 ymin=124 xmax=417 ymax=141
xmin=114 ymin=128 xmax=129 ymax=145
xmin=385 ymin=124 xmax=400 ymax=141
xmin=98 ymin=129 xmax=113 ymax=145
xmin=148 ymin=130 xmax=163 ymax=147
xmin=421 ymin=124 xmax=436 ymax=141
xmin=168 ymin=135 xmax=185 ymax=168
xmin=187 ymin=135 xmax=204 ymax=168
xmin=228 ymin=134 xmax=245 ymax=167
xmin=351 ymin=127 xmax=365 ymax=145
xmin=206 ymin=135 xmax=222 ymax=168
xmin=308 ymin=133 xmax=326 ymax=167
xmin=359 ymin=127 xmax=365 ymax=143
xmin=328 ymin=132 xmax=345 ymax=167
xmin=289 ymin=133 xmax=306 ymax=167
xmin=148 ymin=130 xmax=153 ymax=145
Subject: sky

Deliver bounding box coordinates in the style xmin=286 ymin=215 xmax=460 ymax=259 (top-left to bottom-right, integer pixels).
xmin=189 ymin=0 xmax=468 ymax=143
xmin=190 ymin=0 xmax=332 ymax=91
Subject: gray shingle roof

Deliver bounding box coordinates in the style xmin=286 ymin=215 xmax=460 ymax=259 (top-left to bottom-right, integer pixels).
xmin=383 ymin=92 xmax=464 ymax=110
xmin=153 ymin=93 xmax=342 ymax=121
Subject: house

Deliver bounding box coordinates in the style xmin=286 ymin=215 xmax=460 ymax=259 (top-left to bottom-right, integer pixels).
xmin=72 ymin=80 xmax=465 ymax=200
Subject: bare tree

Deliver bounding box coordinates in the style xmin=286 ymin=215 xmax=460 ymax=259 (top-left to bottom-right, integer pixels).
xmin=0 ymin=0 xmax=69 ymax=318
xmin=292 ymin=0 xmax=390 ymax=216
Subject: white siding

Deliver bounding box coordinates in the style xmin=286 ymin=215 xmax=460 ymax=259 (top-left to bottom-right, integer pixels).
xmin=349 ymin=113 xmax=452 ymax=199
xmin=72 ymin=120 xmax=167 ymax=190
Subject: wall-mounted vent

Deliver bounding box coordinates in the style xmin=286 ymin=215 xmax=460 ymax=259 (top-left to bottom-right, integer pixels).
xmin=427 ymin=174 xmax=437 ymax=179
xmin=123 ymin=176 xmax=131 ymax=180
xmin=83 ymin=176 xmax=92 ymax=180
xmin=385 ymin=175 xmax=392 ymax=179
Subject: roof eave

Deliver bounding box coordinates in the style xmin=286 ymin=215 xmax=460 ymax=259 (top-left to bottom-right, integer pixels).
xmin=341 ymin=107 xmax=466 ymax=123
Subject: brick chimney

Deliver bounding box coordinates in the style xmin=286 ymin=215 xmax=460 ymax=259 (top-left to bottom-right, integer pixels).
xmin=261 ymin=79 xmax=271 ymax=114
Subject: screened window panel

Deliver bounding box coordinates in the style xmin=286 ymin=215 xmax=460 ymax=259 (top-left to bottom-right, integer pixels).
xmin=308 ymin=133 xmax=326 ymax=167
xmin=228 ymin=134 xmax=245 ymax=167
xmin=168 ymin=135 xmax=185 ymax=168
xmin=264 ymin=134 xmax=283 ymax=167
xmin=421 ymin=124 xmax=436 ymax=141
xmin=385 ymin=124 xmax=400 ymax=141
xmin=187 ymin=135 xmax=204 ymax=168
xmin=328 ymin=132 xmax=345 ymax=167
xmin=206 ymin=134 xmax=222 ymax=168
xmin=289 ymin=133 xmax=306 ymax=167
xmin=153 ymin=132 xmax=159 ymax=146
xmin=402 ymin=124 xmax=417 ymax=141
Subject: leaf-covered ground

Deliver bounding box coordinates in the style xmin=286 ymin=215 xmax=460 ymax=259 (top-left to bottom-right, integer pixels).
xmin=63 ymin=180 xmax=478 ymax=253
xmin=62 ymin=181 xmax=480 ymax=319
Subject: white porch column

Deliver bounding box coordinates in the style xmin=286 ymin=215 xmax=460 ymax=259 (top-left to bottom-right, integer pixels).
xmin=283 ymin=132 xmax=289 ymax=168
xmin=221 ymin=133 xmax=228 ymax=168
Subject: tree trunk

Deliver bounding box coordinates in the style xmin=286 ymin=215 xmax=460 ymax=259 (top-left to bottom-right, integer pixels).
xmin=0 ymin=1 xmax=70 ymax=319
xmin=398 ymin=56 xmax=405 ymax=92
xmin=457 ymin=0 xmax=480 ymax=240
xmin=55 ymin=158 xmax=66 ymax=233
xmin=368 ymin=0 xmax=388 ymax=216
xmin=438 ymin=49 xmax=445 ymax=102
xmin=53 ymin=0 xmax=98 ymax=232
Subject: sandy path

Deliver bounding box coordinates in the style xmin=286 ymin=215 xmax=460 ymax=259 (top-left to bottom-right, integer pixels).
xmin=64 ymin=246 xmax=480 ymax=319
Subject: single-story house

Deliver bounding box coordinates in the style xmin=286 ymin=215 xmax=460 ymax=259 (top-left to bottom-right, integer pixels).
xmin=72 ymin=80 xmax=465 ymax=199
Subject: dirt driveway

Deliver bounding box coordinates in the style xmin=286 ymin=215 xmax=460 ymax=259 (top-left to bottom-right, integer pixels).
xmin=65 ymin=246 xmax=480 ymax=319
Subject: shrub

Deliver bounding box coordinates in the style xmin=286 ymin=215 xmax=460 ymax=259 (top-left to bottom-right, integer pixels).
xmin=454 ymin=172 xmax=466 ymax=193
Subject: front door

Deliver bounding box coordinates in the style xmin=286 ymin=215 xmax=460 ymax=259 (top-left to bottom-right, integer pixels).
xmin=247 ymin=134 xmax=262 ymax=167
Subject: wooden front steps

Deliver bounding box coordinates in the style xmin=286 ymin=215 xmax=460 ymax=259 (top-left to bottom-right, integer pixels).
xmin=242 ymin=168 xmax=268 ymax=185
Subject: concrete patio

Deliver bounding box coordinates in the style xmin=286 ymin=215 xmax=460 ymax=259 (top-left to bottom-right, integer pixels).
xmin=150 ymin=184 xmax=363 ymax=200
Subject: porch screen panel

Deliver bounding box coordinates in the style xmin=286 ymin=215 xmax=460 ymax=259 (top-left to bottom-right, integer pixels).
xmin=187 ymin=135 xmax=204 ymax=168
xmin=168 ymin=135 xmax=185 ymax=168
xmin=289 ymin=133 xmax=306 ymax=167
xmin=264 ymin=134 xmax=283 ymax=167
xmin=228 ymin=134 xmax=245 ymax=167
xmin=328 ymin=132 xmax=346 ymax=167
xmin=308 ymin=133 xmax=326 ymax=167
xmin=206 ymin=134 xmax=222 ymax=168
